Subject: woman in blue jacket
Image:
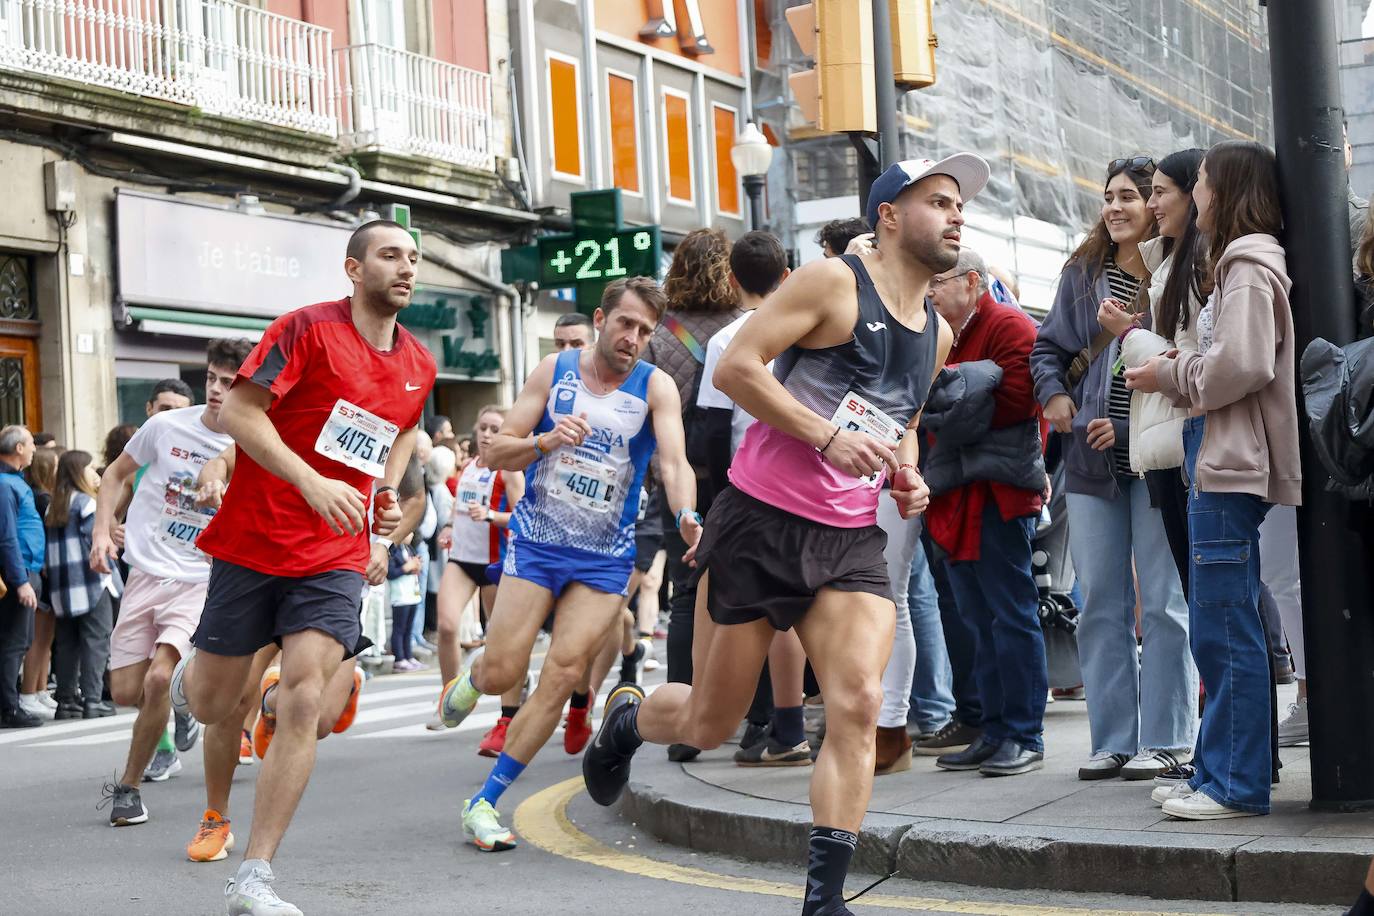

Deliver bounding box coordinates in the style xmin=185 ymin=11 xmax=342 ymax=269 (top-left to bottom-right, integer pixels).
xmin=1030 ymin=157 xmax=1195 ymax=783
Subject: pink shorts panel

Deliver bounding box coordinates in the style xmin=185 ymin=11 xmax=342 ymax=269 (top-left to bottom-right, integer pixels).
xmin=108 ymin=568 xmax=208 ymax=671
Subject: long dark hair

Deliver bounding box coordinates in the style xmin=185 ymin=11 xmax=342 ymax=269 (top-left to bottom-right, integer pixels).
xmin=1065 ymin=158 xmax=1158 ymax=282
xmin=1200 ymin=141 xmax=1283 ymax=288
xmin=48 ymin=450 xmax=95 ymax=528
xmin=1155 ymin=149 xmax=1206 ymax=339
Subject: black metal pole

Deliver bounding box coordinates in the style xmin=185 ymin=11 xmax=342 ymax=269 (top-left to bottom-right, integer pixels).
xmin=1266 ymin=0 xmax=1374 ymax=812
xmin=872 ymin=0 xmax=898 ymax=170
xmin=744 ymin=175 xmax=766 ymax=230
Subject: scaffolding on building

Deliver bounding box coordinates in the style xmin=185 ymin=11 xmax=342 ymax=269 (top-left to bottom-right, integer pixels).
xmin=759 ymin=0 xmax=1273 ymax=271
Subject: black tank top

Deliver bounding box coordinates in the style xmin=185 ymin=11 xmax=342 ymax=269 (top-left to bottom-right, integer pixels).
xmin=773 ymin=253 xmax=941 ymax=429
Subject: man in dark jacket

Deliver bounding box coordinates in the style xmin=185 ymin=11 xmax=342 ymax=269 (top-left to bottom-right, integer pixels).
xmin=0 ymin=424 xmax=44 ymax=727
xmin=925 ymin=249 xmax=1049 ymax=776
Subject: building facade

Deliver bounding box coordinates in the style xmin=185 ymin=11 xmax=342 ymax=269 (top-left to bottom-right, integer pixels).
xmin=757 ymin=0 xmax=1274 ymax=314
xmin=0 ymin=0 xmax=535 ymax=450
xmin=508 ymin=0 xmax=756 ymax=365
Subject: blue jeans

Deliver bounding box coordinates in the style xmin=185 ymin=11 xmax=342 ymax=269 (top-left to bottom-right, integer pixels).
xmin=1067 ymin=476 xmax=1196 ymax=757
xmin=1183 ymin=417 xmax=1272 ymax=813
xmin=908 ymin=534 xmax=956 ymax=732
xmin=413 ymin=542 xmax=430 ymax=644
xmin=944 ymin=502 xmax=1047 ymax=751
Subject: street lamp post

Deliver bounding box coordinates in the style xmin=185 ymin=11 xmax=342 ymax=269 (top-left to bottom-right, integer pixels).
xmin=731 ymin=122 xmax=773 ymax=230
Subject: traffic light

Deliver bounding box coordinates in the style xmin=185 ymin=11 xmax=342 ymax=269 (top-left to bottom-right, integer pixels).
xmin=786 ymin=0 xmax=876 ymax=134
xmin=891 ymin=0 xmax=938 ymax=89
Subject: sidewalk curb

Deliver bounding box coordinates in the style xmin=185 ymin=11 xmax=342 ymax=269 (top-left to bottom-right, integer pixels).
xmin=620 ymin=755 xmax=1374 ymax=906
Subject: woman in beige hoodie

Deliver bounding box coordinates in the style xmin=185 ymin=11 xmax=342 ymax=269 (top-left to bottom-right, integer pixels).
xmin=1127 ymin=140 xmax=1300 ymax=821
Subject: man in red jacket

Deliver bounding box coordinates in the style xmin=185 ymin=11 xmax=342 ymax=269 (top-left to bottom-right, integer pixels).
xmin=925 ymin=248 xmax=1050 ymax=777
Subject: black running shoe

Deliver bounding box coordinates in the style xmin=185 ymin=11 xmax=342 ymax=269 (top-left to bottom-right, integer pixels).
xmin=812 ymin=897 xmax=854 ymax=915
xmin=583 ymin=683 xmax=644 ymax=806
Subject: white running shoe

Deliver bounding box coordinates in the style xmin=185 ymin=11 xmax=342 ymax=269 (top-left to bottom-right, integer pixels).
xmin=225 ymin=860 xmax=303 ymax=916
xmin=170 ymin=649 xmax=194 ymax=718
xmin=462 ymin=798 xmax=517 ymax=852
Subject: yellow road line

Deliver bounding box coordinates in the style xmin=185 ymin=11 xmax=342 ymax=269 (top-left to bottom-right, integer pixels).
xmin=513 ymin=777 xmax=1234 ymax=916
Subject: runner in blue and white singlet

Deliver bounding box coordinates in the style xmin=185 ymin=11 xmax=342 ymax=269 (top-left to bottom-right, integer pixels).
xmin=509 ymin=347 xmax=657 ymax=569
xmin=437 ymin=277 xmax=703 ymax=855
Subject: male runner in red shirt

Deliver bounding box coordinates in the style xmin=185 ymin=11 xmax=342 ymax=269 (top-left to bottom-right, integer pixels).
xmin=171 ymin=220 xmax=436 ymax=916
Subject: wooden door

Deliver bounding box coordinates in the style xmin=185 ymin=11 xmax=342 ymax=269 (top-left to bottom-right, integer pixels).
xmin=0 ymin=337 xmax=41 ymax=430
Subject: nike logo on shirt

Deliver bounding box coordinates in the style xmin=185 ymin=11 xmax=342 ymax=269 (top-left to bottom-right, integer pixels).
xmin=405 ymin=382 xmax=422 ymax=391
xmin=867 ymin=322 xmax=887 ymax=333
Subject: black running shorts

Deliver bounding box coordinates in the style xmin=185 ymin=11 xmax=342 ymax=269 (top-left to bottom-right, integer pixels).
xmin=690 ymin=486 xmax=891 ymax=631
xmin=192 ymin=558 xmax=366 ymax=657
xmin=449 ymin=558 xmax=496 ymax=588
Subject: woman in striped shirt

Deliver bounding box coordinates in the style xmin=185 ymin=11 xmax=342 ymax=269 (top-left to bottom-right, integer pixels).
xmin=1031 ymin=157 xmax=1195 ymax=784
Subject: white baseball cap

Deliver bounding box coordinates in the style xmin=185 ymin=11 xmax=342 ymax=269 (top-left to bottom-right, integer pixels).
xmin=865 ymin=154 xmax=990 ymax=227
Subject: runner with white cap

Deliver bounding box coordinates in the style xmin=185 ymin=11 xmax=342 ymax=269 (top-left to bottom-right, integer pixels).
xmin=582 ymin=154 xmax=989 ymax=916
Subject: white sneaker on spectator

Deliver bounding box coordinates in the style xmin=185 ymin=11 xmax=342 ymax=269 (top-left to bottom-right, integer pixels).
xmin=1077 ymin=752 xmax=1129 ymax=780
xmin=18 ymin=694 xmax=52 ymax=720
xmin=1121 ymin=749 xmax=1192 ymax=781
xmin=1277 ymin=698 xmax=1308 ymax=747
xmin=1151 ymin=782 xmax=1195 ymax=805
xmin=1162 ymin=791 xmax=1261 ymax=821
xmin=36 ymin=692 xmax=57 ymax=710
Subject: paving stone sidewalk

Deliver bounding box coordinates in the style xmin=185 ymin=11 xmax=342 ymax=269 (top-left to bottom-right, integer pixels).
xmin=619 ymin=689 xmax=1374 ymax=907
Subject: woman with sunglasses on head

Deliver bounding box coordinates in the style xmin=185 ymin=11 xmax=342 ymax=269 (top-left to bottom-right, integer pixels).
xmin=1126 ymin=141 xmax=1297 ymax=821
xmin=1032 ymin=156 xmax=1194 ymax=783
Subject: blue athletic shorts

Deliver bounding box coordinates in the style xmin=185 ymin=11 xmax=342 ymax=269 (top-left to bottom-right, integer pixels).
xmin=502 ymin=538 xmax=633 ymax=597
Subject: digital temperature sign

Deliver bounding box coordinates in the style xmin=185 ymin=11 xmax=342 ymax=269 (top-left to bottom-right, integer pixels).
xmin=537 ymin=226 xmax=661 ymax=288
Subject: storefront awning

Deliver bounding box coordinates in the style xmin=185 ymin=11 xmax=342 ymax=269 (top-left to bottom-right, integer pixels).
xmin=128 ymin=306 xmax=270 ymax=342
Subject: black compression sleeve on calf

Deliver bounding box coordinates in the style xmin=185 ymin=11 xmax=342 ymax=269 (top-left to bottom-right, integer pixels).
xmin=802 ymin=827 xmax=857 ymax=916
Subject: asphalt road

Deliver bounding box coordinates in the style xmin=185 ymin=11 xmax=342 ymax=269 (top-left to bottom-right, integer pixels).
xmin=1 ymin=657 xmax=1344 ymax=916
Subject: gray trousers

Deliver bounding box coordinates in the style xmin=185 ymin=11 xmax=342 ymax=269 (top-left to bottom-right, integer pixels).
xmin=54 ymin=591 xmax=114 ymax=704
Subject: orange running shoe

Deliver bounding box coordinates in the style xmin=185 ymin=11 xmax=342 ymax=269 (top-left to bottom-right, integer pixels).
xmin=252 ymin=666 xmax=280 ymax=760
xmin=186 ymin=809 xmax=234 ymax=862
xmin=237 ymin=730 xmax=253 ymax=766
xmin=331 ymin=666 xmax=364 ymax=734
xmin=564 ymin=705 xmax=592 ymax=755
xmin=478 ymin=716 xmax=511 ymax=758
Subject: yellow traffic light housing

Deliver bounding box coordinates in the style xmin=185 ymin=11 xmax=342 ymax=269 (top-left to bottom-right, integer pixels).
xmin=891 ymin=0 xmax=938 ymax=89
xmin=786 ymin=0 xmax=877 ymax=134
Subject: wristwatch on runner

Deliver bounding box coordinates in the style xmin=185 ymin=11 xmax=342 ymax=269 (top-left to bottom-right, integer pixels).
xmin=675 ymin=508 xmax=702 ymax=529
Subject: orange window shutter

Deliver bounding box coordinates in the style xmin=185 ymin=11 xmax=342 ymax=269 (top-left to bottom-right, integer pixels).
xmin=549 ymin=58 xmax=582 ymax=178
xmin=664 ymin=93 xmax=692 ymax=202
xmin=713 ymin=105 xmax=739 ymax=215
xmin=607 ymin=74 xmax=640 ymax=193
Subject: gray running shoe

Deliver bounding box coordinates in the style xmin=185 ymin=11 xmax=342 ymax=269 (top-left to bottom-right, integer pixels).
xmin=99 ymin=781 xmax=148 ymax=826
xmin=143 ymin=748 xmax=182 ymax=782
xmin=226 ymin=860 xmax=303 ymax=916
xmin=175 ymin=711 xmax=201 ymax=752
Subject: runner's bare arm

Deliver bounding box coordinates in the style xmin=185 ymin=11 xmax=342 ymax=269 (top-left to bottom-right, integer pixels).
xmin=647 ymin=371 xmax=701 ymax=549
xmin=491 ymin=469 xmax=524 ymax=528
xmin=715 ymin=258 xmax=899 ymax=480
xmin=891 ymin=316 xmax=953 ymax=519
xmin=488 ymin=354 xmax=591 ymax=470
xmin=89 ymin=451 xmax=140 ymax=573
xmin=218 ymin=381 xmax=366 ymax=536
xmin=195 ymin=445 xmax=235 ymax=509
